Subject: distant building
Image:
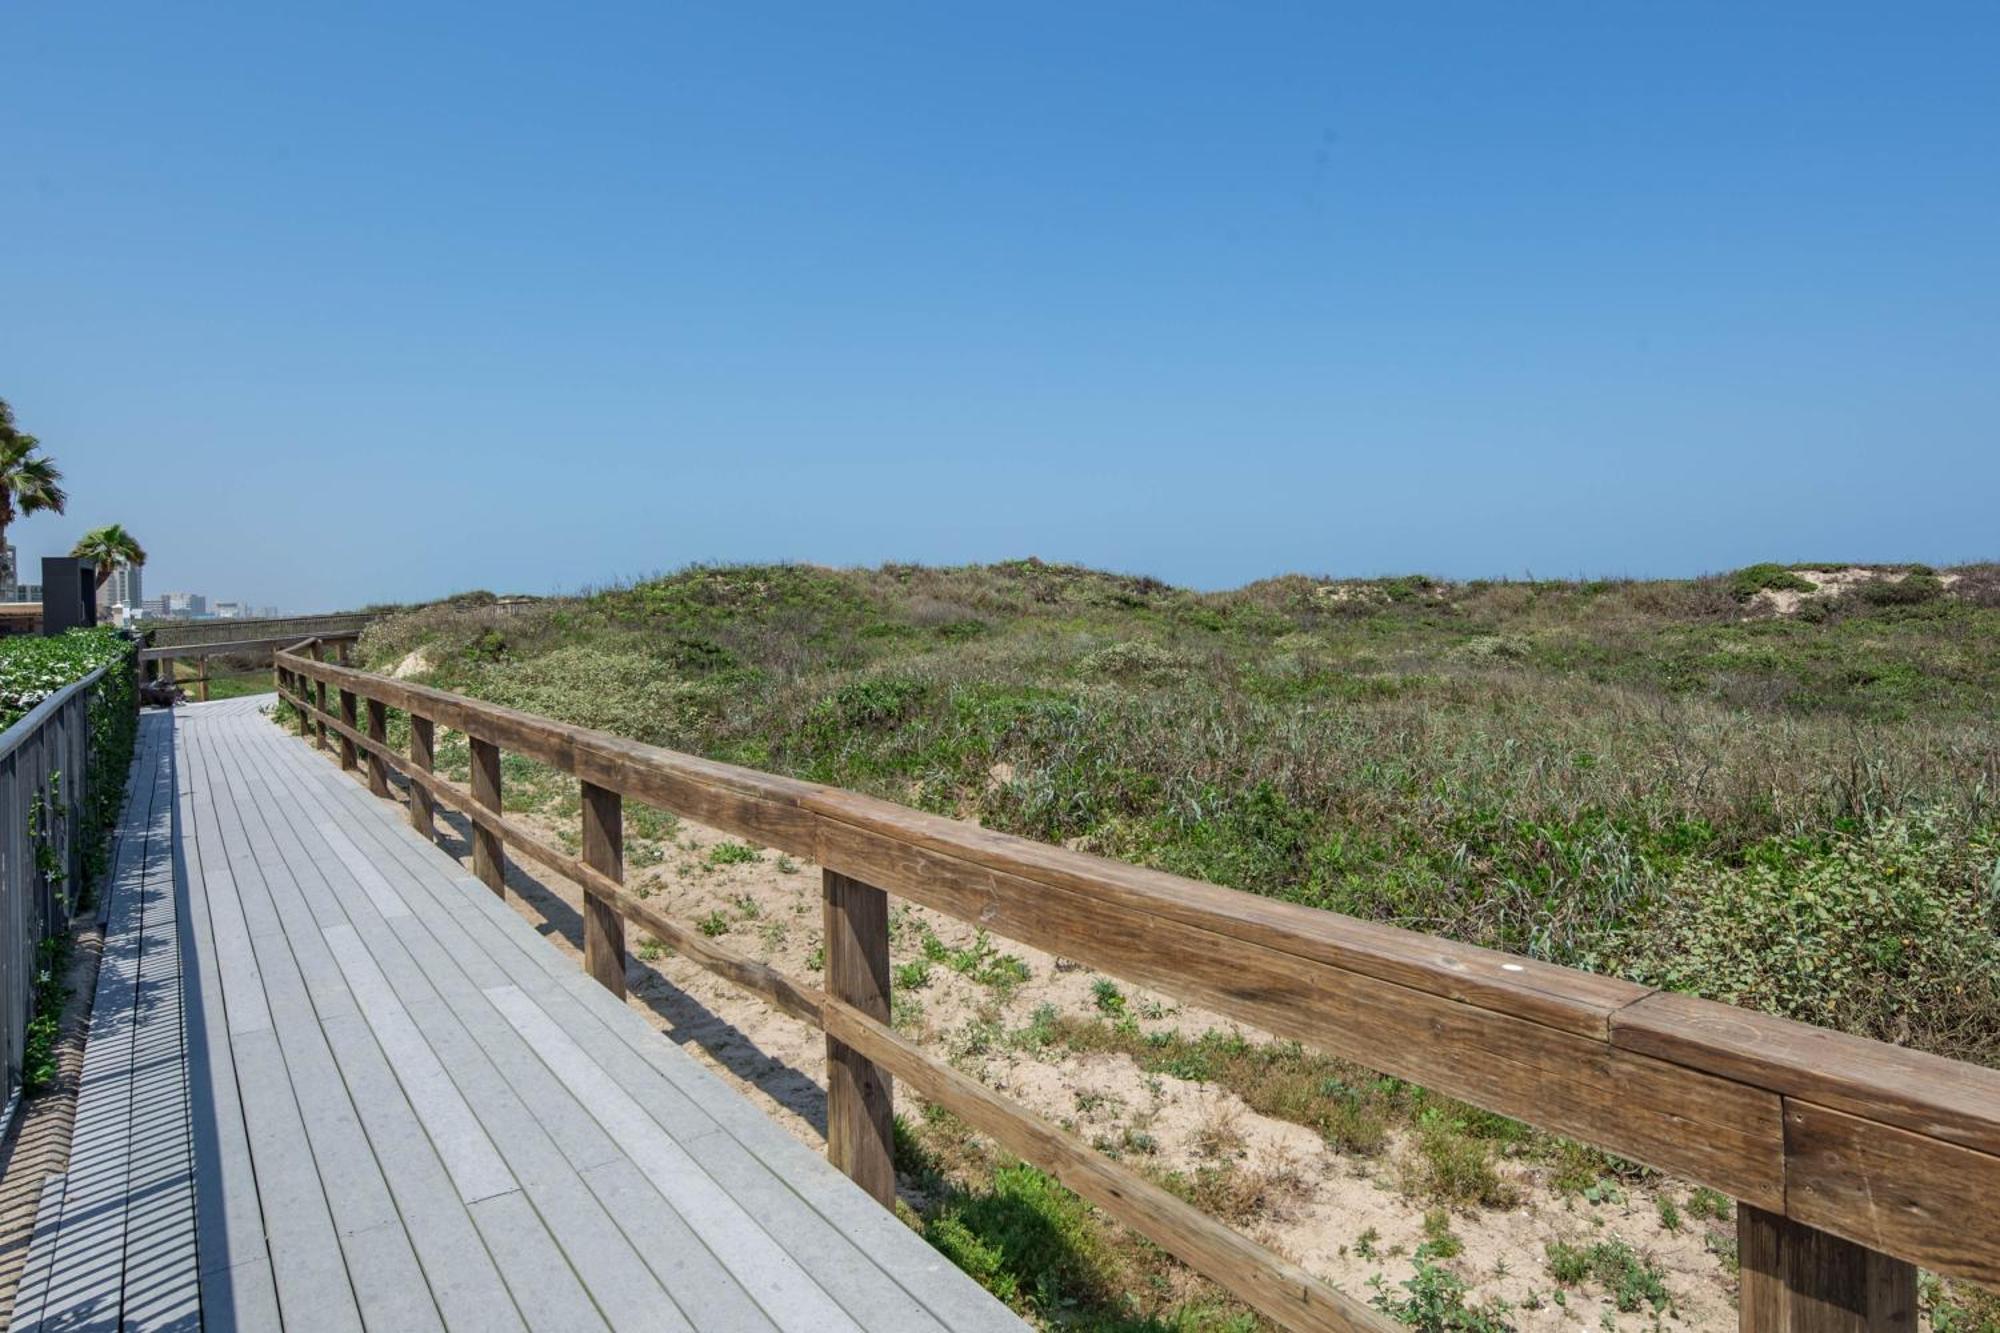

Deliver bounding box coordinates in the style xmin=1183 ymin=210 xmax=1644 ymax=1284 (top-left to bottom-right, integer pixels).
xmin=7 ymin=583 xmax=42 ymax=604
xmin=104 ymin=564 xmax=143 ymax=614
xmin=161 ymin=592 xmax=207 ymax=618
xmin=0 ymin=543 xmax=14 ymax=599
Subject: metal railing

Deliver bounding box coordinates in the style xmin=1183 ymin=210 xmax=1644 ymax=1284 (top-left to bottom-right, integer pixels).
xmin=0 ymin=665 xmax=110 ymax=1111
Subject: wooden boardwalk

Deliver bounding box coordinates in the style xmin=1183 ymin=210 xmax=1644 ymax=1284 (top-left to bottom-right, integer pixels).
xmin=11 ymin=697 xmax=1023 ymax=1332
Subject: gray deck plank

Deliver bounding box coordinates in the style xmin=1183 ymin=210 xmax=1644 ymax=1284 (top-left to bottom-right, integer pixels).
xmin=177 ymin=716 xmax=287 ymax=1326
xmin=318 ymin=1012 xmax=526 ymax=1333
xmin=465 ymin=1192 xmax=608 ymax=1333
xmin=248 ymin=707 xmax=1014 ymax=1333
xmin=299 ymin=787 xmax=952 ymax=1331
xmin=229 ymin=729 xmax=763 ymax=1333
xmin=24 ymin=695 xmax=1025 ymax=1333
xmin=242 ymin=736 xmax=804 ymax=1328
xmin=221 ymin=721 xmax=686 ymax=1331
xmin=184 ymin=720 xmax=368 ymax=1333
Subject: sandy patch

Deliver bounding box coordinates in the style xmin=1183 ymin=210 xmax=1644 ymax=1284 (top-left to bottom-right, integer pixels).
xmin=1747 ymin=565 xmax=1956 ymax=616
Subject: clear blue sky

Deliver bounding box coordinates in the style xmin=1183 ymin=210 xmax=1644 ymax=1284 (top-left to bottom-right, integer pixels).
xmin=4 ymin=3 xmax=1996 ymax=611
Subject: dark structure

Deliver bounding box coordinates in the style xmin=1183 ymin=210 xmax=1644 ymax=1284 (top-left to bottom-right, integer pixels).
xmin=40 ymin=556 xmax=97 ymax=635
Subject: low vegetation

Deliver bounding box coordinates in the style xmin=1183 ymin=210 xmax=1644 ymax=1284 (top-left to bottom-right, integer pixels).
xmin=353 ymin=560 xmax=2000 ymax=1327
xmin=1 ymin=627 xmax=140 ymax=1092
xmin=361 ymin=559 xmax=2000 ymax=1063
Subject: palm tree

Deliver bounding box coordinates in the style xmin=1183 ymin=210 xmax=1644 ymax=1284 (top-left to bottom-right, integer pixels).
xmin=73 ymin=524 xmax=149 ymax=599
xmin=0 ymin=399 xmax=67 ymax=593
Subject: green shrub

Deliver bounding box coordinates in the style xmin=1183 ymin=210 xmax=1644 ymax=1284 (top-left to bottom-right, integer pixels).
xmin=1633 ymin=817 xmax=2000 ymax=1055
xmin=0 ymin=627 xmax=133 ymax=727
xmin=1374 ymin=1243 xmax=1515 ymax=1331
xmin=1407 ymin=1110 xmax=1517 ymax=1209
xmin=1727 ymin=564 xmax=1817 ymax=602
xmin=809 ymin=678 xmax=927 ymax=734
xmin=1860 ymin=573 xmax=1945 ymax=606
xmin=922 ymin=1162 xmax=1115 ymax=1317
xmin=1544 ymin=1239 xmax=1669 ymax=1312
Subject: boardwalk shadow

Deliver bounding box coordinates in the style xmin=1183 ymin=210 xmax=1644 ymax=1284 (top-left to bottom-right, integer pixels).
xmin=417 ymin=791 xmax=829 ymax=1137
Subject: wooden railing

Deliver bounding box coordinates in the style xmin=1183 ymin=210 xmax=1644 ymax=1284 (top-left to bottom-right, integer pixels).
xmin=146 ymin=611 xmax=375 ymax=650
xmin=140 ymin=631 xmax=360 ymax=702
xmin=274 ymin=643 xmax=1998 ymax=1332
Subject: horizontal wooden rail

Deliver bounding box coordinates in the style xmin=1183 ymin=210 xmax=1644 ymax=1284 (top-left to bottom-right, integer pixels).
xmin=275 ymin=648 xmax=2000 ymax=1328
xmin=152 ymin=632 xmax=361 ymax=702
xmin=140 ymin=631 xmax=359 ymax=662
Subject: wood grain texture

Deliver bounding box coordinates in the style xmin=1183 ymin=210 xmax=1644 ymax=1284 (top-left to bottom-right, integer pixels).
xmin=407 ymin=714 xmax=435 ymax=841
xmin=806 ymin=791 xmax=1645 ymax=1039
xmin=1738 ymin=1204 xmax=1916 ymax=1332
xmin=364 ymin=699 xmax=389 ymax=797
xmin=823 ymin=871 xmax=894 ymax=1208
xmin=579 ymin=782 xmax=626 ymax=999
xmin=337 ymin=688 xmax=358 ymax=771
xmin=1785 ymin=1100 xmax=2000 ymax=1289
xmin=1741 ymin=1205 xmax=1789 ymax=1333
xmin=815 ymin=813 xmax=1785 ymax=1208
xmin=137 ymin=631 xmax=359 ymax=662
xmin=469 ymin=736 xmax=503 ymax=897
xmin=822 ymin=999 xmax=1394 ymax=1333
xmin=1615 ymin=991 xmax=2000 ymax=1158
xmin=309 ymin=642 xmax=329 ymax=751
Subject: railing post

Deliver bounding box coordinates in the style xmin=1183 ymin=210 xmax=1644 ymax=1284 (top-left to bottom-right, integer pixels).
xmin=580 ymin=783 xmax=627 ymax=999
xmin=364 ymin=699 xmax=389 ymax=797
xmin=311 ymin=643 xmax=328 ymax=751
xmin=1739 ymin=1206 xmax=1916 ymax=1333
xmin=823 ymin=869 xmax=894 ymax=1207
xmin=294 ymin=670 xmax=311 ymax=737
xmin=408 ymin=714 xmax=435 ymax=841
xmin=469 ymin=736 xmax=504 ymax=896
xmin=337 ymin=686 xmax=358 ymax=771
xmin=198 ymin=656 xmax=210 ymax=703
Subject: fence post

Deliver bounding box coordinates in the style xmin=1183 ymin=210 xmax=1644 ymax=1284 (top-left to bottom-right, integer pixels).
xmin=469 ymin=737 xmax=504 ymax=896
xmin=408 ymin=714 xmax=435 ymax=842
xmin=67 ymin=691 xmax=85 ymax=910
xmin=337 ymin=686 xmax=358 ymax=771
xmin=1739 ymin=1206 xmax=1916 ymax=1333
xmin=580 ymin=783 xmax=627 ymax=998
xmin=823 ymin=869 xmax=894 ymax=1207
xmin=311 ymin=643 xmax=329 ymax=751
xmin=198 ymin=657 xmax=210 ymax=703
xmin=364 ymin=699 xmax=389 ymax=797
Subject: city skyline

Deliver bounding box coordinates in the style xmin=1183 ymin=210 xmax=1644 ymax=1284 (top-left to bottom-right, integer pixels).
xmin=0 ymin=542 xmax=280 ymax=619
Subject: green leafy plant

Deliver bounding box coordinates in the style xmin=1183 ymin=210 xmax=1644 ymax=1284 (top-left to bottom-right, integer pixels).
xmin=1374 ymin=1242 xmax=1515 ymax=1331
xmin=1726 ymin=564 xmax=1816 ymax=602
xmin=1544 ymin=1239 xmax=1669 ymax=1313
